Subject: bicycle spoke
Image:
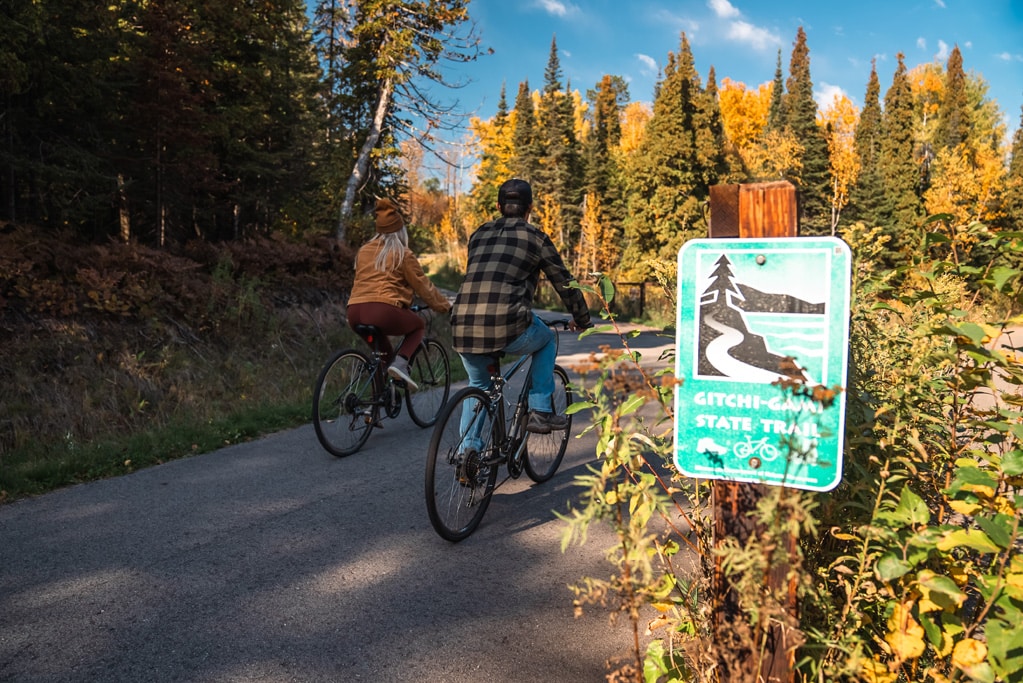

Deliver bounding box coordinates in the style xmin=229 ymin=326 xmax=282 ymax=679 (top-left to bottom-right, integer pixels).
xmin=312 ymin=350 xmax=378 ymax=457
xmin=406 ymin=339 xmax=451 ymax=428
xmin=524 ymin=365 xmax=572 ymax=483
xmin=425 ymin=388 xmax=499 ymax=541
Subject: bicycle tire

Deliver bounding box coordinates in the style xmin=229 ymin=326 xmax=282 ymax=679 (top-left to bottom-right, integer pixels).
xmin=425 ymin=387 xmax=499 ymax=542
xmin=406 ymin=338 xmax=451 ymax=428
xmin=312 ymin=349 xmax=378 ymax=457
xmin=523 ymin=365 xmax=573 ymax=483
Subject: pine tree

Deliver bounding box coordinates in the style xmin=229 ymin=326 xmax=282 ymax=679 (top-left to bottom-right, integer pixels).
xmin=879 ymin=53 xmax=923 ymax=257
xmin=2 ymin=0 xmax=326 ymax=243
xmin=471 ymin=83 xmax=512 ymax=219
xmin=784 ymin=27 xmax=831 ymax=235
xmin=695 ymin=67 xmax=735 ymax=188
xmin=766 ymin=49 xmax=785 ymax=133
xmin=0 ymin=0 xmax=123 ymax=234
xmin=326 ymin=0 xmax=482 ymax=243
xmin=849 ymin=61 xmax=885 ymax=227
xmin=622 ymin=33 xmax=707 ymax=276
xmin=936 ymin=44 xmax=972 ymax=152
xmin=584 ymin=74 xmax=627 ymax=197
xmin=535 ymin=36 xmax=583 ymax=249
xmin=582 ymin=74 xmax=629 ymax=274
xmin=208 ymin=0 xmax=325 ymax=240
xmin=510 ymin=80 xmax=540 ymax=182
xmin=1000 ymin=106 xmax=1023 ymax=231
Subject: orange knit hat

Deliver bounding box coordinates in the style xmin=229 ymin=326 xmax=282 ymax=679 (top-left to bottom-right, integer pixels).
xmin=374 ymin=198 xmax=404 ymax=234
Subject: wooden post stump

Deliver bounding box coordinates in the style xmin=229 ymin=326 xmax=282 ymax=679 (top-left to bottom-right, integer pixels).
xmin=707 ymin=181 xmax=799 ymax=683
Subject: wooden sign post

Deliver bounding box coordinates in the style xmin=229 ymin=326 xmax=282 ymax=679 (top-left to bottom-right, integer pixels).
xmin=674 ymin=181 xmax=850 ymax=680
xmin=710 ymin=180 xmax=798 ymax=683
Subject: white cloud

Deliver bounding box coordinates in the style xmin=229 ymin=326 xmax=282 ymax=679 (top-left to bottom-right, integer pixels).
xmin=701 ymin=1 xmax=781 ymax=52
xmin=997 ymin=51 xmax=1023 ymax=62
xmin=815 ymin=82 xmax=847 ymax=111
xmin=964 ymin=41 xmax=972 ymax=49
xmin=936 ymin=39 xmax=949 ymax=61
xmin=933 ymin=0 xmax=946 ymax=7
xmin=636 ymin=53 xmax=658 ymax=74
xmin=916 ymin=37 xmax=927 ymax=50
xmin=534 ymin=0 xmax=577 ymax=17
xmin=727 ymin=20 xmax=782 ymax=51
xmin=708 ymin=0 xmax=740 ymax=19
xmin=653 ymin=9 xmax=699 ymax=35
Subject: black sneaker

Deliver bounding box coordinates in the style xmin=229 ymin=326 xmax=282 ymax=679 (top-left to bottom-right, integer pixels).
xmin=526 ymin=411 xmax=567 ymax=434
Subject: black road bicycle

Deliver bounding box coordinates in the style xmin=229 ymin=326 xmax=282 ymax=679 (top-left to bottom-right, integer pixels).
xmin=313 ymin=305 xmax=451 ymax=457
xmin=425 ymin=318 xmax=572 ymax=541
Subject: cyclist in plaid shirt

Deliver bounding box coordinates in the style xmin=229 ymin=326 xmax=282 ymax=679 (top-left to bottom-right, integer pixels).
xmin=451 ymin=178 xmax=592 ymax=434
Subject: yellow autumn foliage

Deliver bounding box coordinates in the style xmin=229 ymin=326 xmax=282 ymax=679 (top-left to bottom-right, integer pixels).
xmin=718 ymin=77 xmax=771 ymax=160
xmin=619 ymin=101 xmax=651 ymax=156
xmin=951 ymin=637 xmax=987 ymax=670
xmin=819 ymin=92 xmax=861 ymax=230
xmin=885 ymin=601 xmax=927 ymax=662
xmin=923 ymin=143 xmax=1008 ymax=227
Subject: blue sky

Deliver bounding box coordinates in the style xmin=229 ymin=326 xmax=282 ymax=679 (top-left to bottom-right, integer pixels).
xmin=443 ymin=0 xmax=1022 ymax=142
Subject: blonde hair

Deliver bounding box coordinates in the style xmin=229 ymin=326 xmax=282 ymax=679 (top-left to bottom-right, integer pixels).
xmin=371 ymin=227 xmax=409 ymax=271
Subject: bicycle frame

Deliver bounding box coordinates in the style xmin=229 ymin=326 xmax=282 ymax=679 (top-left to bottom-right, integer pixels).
xmin=353 ymin=303 xmax=435 ymax=410
xmin=488 ymin=353 xmax=532 ymax=477
xmin=470 ymin=317 xmax=567 ymax=481
xmin=313 ymin=303 xmax=451 ymax=457
xmin=424 ymin=316 xmax=573 ymax=541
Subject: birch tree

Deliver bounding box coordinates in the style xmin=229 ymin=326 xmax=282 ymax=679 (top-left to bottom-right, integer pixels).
xmin=318 ymin=0 xmax=482 ymax=243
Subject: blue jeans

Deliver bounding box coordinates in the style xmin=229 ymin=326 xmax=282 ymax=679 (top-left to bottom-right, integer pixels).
xmin=457 ymin=314 xmax=556 ymax=451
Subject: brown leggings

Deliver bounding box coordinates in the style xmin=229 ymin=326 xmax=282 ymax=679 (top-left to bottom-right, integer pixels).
xmin=346 ymin=302 xmax=424 ymax=363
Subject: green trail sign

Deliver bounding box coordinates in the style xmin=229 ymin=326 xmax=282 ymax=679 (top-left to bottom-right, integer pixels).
xmin=673 ymin=237 xmax=852 ymax=491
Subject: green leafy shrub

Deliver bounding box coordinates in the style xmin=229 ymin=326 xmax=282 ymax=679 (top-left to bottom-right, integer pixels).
xmin=562 ymin=217 xmax=1023 ymax=682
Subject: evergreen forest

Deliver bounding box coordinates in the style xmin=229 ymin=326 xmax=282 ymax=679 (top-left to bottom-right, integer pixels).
xmin=3 ymin=2 xmax=1020 ymax=272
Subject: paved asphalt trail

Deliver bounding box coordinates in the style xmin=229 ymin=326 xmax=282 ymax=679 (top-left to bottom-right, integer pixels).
xmin=0 ymin=322 xmax=676 ymax=682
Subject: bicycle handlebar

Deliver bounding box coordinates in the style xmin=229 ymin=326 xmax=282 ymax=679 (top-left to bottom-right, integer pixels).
xmin=539 ymin=316 xmax=572 ymax=330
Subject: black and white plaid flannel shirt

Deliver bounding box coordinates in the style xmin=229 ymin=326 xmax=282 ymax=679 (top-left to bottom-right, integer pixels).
xmin=451 ymin=216 xmax=591 ymax=354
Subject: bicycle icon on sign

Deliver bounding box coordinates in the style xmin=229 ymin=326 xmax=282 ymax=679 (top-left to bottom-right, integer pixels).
xmin=733 ymin=435 xmax=780 ymax=465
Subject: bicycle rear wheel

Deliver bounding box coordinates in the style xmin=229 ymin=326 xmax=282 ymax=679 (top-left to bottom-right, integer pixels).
xmin=312 ymin=350 xmax=378 ymax=457
xmin=425 ymin=387 xmax=499 ymax=542
xmin=524 ymin=365 xmax=573 ymax=483
xmin=406 ymin=338 xmax=451 ymax=428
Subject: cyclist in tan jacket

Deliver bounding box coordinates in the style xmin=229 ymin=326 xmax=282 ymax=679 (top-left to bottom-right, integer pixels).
xmin=347 ymin=198 xmax=451 ymax=390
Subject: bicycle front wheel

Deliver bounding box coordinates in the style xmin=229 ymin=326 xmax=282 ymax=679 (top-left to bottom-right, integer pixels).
xmin=524 ymin=365 xmax=573 ymax=483
xmin=425 ymin=387 xmax=499 ymax=542
xmin=406 ymin=338 xmax=451 ymax=428
xmin=312 ymin=350 xmax=378 ymax=457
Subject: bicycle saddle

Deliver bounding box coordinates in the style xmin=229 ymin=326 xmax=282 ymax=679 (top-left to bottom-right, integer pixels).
xmin=352 ymin=324 xmax=379 ymax=337
xmin=353 ymin=324 xmax=384 ymax=350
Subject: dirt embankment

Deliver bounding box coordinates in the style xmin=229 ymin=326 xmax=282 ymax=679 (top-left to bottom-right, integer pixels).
xmin=0 ymin=227 xmax=356 ymax=455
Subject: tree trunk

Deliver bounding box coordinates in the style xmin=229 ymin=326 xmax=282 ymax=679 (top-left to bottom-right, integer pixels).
xmin=336 ymin=76 xmax=394 ymax=244
xmin=118 ymin=174 xmax=130 ymax=242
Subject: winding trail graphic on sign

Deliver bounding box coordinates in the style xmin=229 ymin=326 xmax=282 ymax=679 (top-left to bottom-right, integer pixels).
xmin=697 ymin=254 xmax=825 ymax=383
xmin=703 ymin=313 xmax=794 ymax=382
